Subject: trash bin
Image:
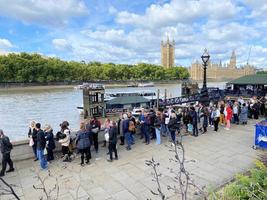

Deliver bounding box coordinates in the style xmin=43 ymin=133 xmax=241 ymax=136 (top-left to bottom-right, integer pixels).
xmin=254 ymin=120 xmax=267 ymax=149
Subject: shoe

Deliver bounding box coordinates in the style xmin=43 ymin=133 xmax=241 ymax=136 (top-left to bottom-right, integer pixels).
xmin=86 ymin=160 xmax=90 ymax=165
xmin=140 ymin=136 xmax=144 ymax=139
xmin=107 ymin=159 xmax=113 ymax=162
xmin=119 ymin=143 xmax=124 ymax=146
xmin=80 ymin=163 xmax=84 ymax=166
xmin=6 ymin=168 xmax=15 ymax=173
xmin=34 ymin=158 xmax=38 ymax=161
xmin=0 ymin=172 xmax=4 ymax=177
xmin=126 ymin=147 xmax=131 ymax=151
xmin=114 ymin=157 xmax=118 ymax=160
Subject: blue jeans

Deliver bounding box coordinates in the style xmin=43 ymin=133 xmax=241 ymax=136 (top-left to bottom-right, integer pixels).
xmin=155 ymin=128 xmax=161 ymax=145
xmin=37 ymin=149 xmax=47 ymax=169
xmin=130 ymin=133 xmax=135 ymax=144
xmin=170 ymin=130 xmax=176 ymax=143
xmin=144 ymin=125 xmax=150 ymax=144
xmin=125 ymin=132 xmax=132 ymax=150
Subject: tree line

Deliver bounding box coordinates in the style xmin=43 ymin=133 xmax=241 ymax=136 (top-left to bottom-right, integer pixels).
xmin=0 ymin=53 xmax=189 ymax=83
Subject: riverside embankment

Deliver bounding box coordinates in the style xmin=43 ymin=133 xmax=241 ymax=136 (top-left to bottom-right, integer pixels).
xmin=1 ymin=119 xmax=261 ymax=200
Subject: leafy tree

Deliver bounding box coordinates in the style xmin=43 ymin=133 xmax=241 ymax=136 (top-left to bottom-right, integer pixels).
xmin=0 ymin=53 xmax=189 ymax=83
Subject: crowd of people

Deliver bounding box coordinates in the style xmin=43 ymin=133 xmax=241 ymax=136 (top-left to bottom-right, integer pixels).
xmin=0 ymin=96 xmax=266 ymax=175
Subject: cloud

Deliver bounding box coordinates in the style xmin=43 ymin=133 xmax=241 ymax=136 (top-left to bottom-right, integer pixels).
xmin=0 ymin=0 xmax=88 ymax=27
xmin=245 ymin=0 xmax=267 ymax=19
xmin=116 ymin=0 xmax=239 ymax=29
xmin=52 ymin=39 xmax=73 ymax=51
xmin=0 ymin=38 xmax=13 ymax=49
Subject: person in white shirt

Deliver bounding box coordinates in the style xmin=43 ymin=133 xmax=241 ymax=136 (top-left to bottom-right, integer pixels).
xmin=212 ymin=106 xmax=220 ymax=132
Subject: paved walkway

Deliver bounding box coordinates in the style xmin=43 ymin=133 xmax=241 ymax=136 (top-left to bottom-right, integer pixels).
xmin=1 ymin=119 xmax=262 ymax=200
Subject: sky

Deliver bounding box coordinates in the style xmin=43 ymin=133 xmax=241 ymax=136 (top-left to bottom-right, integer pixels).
xmin=0 ymin=0 xmax=267 ymax=68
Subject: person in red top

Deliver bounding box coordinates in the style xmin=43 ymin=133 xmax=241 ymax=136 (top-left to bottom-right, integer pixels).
xmin=225 ymin=104 xmax=233 ymax=130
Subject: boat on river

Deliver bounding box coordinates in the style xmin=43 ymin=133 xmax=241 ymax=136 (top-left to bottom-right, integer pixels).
xmin=137 ymin=82 xmax=154 ymax=87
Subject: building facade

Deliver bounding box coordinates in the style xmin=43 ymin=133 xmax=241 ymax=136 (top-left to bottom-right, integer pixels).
xmin=161 ymin=37 xmax=175 ymax=68
xmin=189 ymin=51 xmax=256 ymax=81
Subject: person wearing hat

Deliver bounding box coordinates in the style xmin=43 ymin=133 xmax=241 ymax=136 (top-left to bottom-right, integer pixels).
xmin=44 ymin=124 xmax=56 ymax=161
xmin=0 ymin=129 xmax=14 ymax=177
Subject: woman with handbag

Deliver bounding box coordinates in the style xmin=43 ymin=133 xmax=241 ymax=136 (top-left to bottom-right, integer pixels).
xmin=28 ymin=120 xmax=38 ymax=161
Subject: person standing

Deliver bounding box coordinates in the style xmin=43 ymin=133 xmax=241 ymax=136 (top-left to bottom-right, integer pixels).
xmin=219 ymin=101 xmax=225 ymax=125
xmin=233 ymin=102 xmax=239 ymax=124
xmin=182 ymin=108 xmax=190 ymax=133
xmin=44 ymin=124 xmax=55 ymax=162
xmin=168 ymin=112 xmax=178 ymax=143
xmin=90 ymin=116 xmax=101 ymax=153
xmin=36 ymin=123 xmax=48 ymax=169
xmin=154 ymin=111 xmax=162 ymax=145
xmin=122 ymin=114 xmax=131 ymax=150
xmin=107 ymin=121 xmax=118 ymax=162
xmin=139 ymin=109 xmax=146 ymax=140
xmin=102 ymin=118 xmax=111 ymax=147
xmin=58 ymin=122 xmax=71 ymax=162
xmin=225 ymin=104 xmax=233 ymax=130
xmin=76 ymin=122 xmax=91 ymax=166
xmin=212 ymin=106 xmax=220 ymax=132
xmin=189 ymin=107 xmax=198 ymax=137
xmin=143 ymin=111 xmax=151 ymax=145
xmin=201 ymin=106 xmax=209 ymax=134
xmin=240 ymin=103 xmax=248 ymax=125
xmin=28 ymin=120 xmax=38 ymax=161
xmin=0 ymin=129 xmax=14 ymax=177
xmin=128 ymin=111 xmax=136 ymax=145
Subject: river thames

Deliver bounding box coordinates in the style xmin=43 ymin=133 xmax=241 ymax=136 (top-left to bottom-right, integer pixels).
xmin=0 ymin=82 xmax=226 ymax=141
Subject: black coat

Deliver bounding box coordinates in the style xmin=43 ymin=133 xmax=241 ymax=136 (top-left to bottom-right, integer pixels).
xmin=0 ymin=136 xmax=12 ymax=154
xmin=168 ymin=117 xmax=178 ymax=132
xmin=28 ymin=128 xmax=38 ymax=144
xmin=45 ymin=130 xmax=56 ymax=150
xmin=36 ymin=129 xmax=46 ymax=150
xmin=109 ymin=126 xmax=118 ymax=144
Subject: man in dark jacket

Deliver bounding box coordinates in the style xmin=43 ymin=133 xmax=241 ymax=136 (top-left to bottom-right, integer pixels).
xmin=107 ymin=121 xmax=118 ymax=162
xmin=189 ymin=107 xmax=198 ymax=137
xmin=36 ymin=123 xmax=48 ymax=169
xmin=0 ymin=129 xmax=14 ymax=177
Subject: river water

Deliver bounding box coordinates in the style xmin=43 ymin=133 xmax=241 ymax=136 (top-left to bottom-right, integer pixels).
xmin=0 ymin=82 xmax=226 ymax=141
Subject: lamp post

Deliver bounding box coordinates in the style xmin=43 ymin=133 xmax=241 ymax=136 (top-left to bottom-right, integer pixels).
xmin=200 ymin=49 xmax=210 ymax=105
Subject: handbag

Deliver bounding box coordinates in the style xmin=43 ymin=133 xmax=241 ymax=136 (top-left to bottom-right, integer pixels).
xmin=29 ymin=138 xmax=34 ymax=146
xmin=187 ymin=124 xmax=193 ymax=133
xmin=104 ymin=132 xmax=109 ymax=142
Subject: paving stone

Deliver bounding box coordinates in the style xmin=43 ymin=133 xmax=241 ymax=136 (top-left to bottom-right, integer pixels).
xmin=1 ymin=119 xmax=260 ymax=200
xmin=112 ymin=190 xmax=137 ymax=200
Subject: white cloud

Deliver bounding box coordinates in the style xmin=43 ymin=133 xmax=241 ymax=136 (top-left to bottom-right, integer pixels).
xmin=0 ymin=0 xmax=88 ymax=27
xmin=245 ymin=0 xmax=267 ymax=19
xmin=52 ymin=39 xmax=73 ymax=51
xmin=0 ymin=38 xmax=13 ymax=49
xmin=116 ymin=0 xmax=239 ymax=29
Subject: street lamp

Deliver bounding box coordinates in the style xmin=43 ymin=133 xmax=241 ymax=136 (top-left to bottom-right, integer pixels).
xmin=201 ymin=48 xmax=210 ymax=91
xmin=200 ymin=49 xmax=210 ymax=105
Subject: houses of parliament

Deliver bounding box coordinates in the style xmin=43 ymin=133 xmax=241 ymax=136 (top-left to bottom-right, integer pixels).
xmin=161 ymin=38 xmax=256 ymax=80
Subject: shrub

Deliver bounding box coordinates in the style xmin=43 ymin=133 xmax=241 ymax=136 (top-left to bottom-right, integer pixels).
xmin=210 ymin=161 xmax=267 ymax=200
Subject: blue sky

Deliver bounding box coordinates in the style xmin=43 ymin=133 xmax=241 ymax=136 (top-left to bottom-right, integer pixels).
xmin=0 ymin=0 xmax=267 ymax=68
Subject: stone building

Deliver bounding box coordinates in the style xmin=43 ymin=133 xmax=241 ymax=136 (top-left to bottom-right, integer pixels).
xmin=189 ymin=51 xmax=256 ymax=81
xmin=161 ymin=37 xmax=175 ymax=68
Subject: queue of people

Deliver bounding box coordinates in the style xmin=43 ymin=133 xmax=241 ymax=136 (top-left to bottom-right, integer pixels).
xmin=0 ymin=96 xmax=265 ymax=174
